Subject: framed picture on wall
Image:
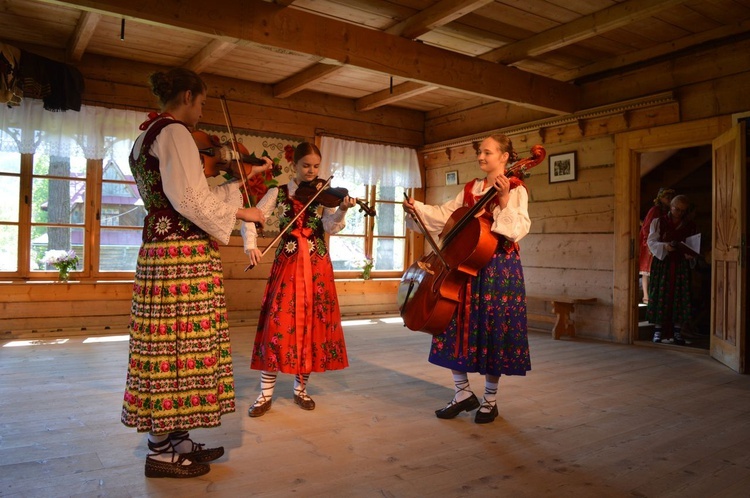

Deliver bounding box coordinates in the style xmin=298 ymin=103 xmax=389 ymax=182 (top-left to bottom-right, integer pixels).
xmin=445 ymin=170 xmax=458 ymax=185
xmin=549 ymin=152 xmax=577 ymax=183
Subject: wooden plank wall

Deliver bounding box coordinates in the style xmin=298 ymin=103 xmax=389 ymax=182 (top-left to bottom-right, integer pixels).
xmin=4 ymin=38 xmax=750 ymax=341
xmin=420 ymin=37 xmax=750 ymax=342
xmin=421 ymin=136 xmax=616 ymax=339
xmin=0 ymin=236 xmax=400 ymax=339
xmin=0 ymin=53 xmax=413 ymax=338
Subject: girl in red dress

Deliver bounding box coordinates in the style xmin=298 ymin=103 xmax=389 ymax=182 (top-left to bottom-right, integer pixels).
xmin=639 ymin=187 xmax=675 ymax=304
xmin=242 ymin=142 xmax=355 ymax=417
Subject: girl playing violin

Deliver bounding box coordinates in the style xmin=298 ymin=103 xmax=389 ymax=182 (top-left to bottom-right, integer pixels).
xmin=121 ymin=67 xmax=272 ymax=479
xmin=242 ymin=142 xmax=355 ymax=417
xmin=402 ymin=134 xmax=531 ymax=424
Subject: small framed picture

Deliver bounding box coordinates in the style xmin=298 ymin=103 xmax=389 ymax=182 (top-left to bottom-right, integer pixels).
xmin=549 ymin=152 xmax=577 ymax=183
xmin=445 ymin=170 xmax=458 ymax=185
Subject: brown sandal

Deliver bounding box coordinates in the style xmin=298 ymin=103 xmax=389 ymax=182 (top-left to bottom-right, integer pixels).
xmin=145 ymin=440 xmax=210 ymax=478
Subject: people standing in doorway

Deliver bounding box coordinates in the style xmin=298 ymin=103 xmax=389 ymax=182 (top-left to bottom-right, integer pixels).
xmin=639 ymin=187 xmax=675 ymax=304
xmin=242 ymin=142 xmax=354 ymax=417
xmin=402 ymin=134 xmax=532 ymax=424
xmin=646 ymin=194 xmax=698 ymax=345
xmin=121 ymin=68 xmax=272 ymax=478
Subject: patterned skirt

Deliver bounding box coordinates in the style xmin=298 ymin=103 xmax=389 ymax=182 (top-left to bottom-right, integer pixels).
xmin=121 ymin=237 xmax=235 ymax=434
xmin=646 ymin=255 xmax=692 ymax=328
xmin=252 ymin=251 xmax=348 ymax=374
xmin=428 ymin=249 xmax=531 ymax=377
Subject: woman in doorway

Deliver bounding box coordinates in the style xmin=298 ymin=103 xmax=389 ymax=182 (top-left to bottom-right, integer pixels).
xmin=646 ymin=194 xmax=697 ymax=344
xmin=639 ymin=187 xmax=675 ymax=304
xmin=402 ymin=134 xmax=531 ymax=424
xmin=121 ymin=67 xmax=271 ymax=478
xmin=242 ymin=142 xmax=354 ymax=417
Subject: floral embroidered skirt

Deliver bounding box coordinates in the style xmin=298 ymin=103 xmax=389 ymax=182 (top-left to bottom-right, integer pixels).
xmin=121 ymin=237 xmax=235 ymax=434
xmin=646 ymin=255 xmax=692 ymax=328
xmin=252 ymin=251 xmax=348 ymax=374
xmin=428 ymin=249 xmax=531 ymax=377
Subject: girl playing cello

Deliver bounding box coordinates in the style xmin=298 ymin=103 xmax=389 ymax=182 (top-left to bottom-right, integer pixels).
xmin=402 ymin=134 xmax=532 ymax=424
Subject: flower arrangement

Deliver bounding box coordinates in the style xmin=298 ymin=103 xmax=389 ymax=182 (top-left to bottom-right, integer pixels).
xmin=361 ymin=256 xmax=374 ymax=280
xmin=41 ymin=249 xmax=79 ymax=282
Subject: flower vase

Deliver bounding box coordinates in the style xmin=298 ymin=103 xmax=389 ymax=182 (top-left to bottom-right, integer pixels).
xmin=56 ymin=264 xmax=70 ymax=282
xmin=361 ymin=259 xmax=373 ymax=280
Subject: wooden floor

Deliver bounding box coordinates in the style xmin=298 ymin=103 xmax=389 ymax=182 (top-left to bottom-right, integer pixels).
xmin=1 ymin=318 xmax=749 ymax=498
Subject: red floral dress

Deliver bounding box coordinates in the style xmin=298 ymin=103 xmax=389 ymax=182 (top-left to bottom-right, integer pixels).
xmin=250 ymin=185 xmax=349 ymax=374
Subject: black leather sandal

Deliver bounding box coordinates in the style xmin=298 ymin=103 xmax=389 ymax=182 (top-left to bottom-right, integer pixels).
xmin=145 ymin=440 xmax=210 ymax=478
xmin=435 ymin=393 xmax=480 ymax=419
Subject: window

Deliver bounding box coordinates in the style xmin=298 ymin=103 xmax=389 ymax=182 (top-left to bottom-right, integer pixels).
xmin=0 ymin=150 xmax=20 ymax=272
xmin=0 ymin=101 xmax=144 ymax=280
xmin=319 ymin=136 xmax=420 ymax=279
xmin=0 ymin=146 xmax=145 ymax=280
xmin=30 ymin=148 xmax=87 ymax=275
xmin=328 ymin=180 xmax=410 ymax=278
xmin=98 ymin=151 xmax=146 ymax=273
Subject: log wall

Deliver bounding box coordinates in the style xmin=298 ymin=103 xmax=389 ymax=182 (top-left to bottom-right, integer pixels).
xmin=3 ymin=37 xmax=750 ymax=341
xmin=0 ymin=236 xmax=400 ymax=339
xmin=418 ymin=36 xmax=750 ymax=342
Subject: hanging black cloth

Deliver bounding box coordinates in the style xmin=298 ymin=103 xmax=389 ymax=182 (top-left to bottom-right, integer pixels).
xmin=18 ymin=49 xmax=85 ymax=112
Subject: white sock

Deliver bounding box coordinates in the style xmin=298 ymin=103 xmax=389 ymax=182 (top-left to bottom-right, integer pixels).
xmin=147 ymin=433 xmax=191 ymax=465
xmin=452 ymin=372 xmax=472 ymax=403
xmin=169 ymin=431 xmax=193 ymax=454
xmin=254 ymin=370 xmax=277 ymax=406
xmin=480 ymin=380 xmax=498 ymax=412
xmin=294 ymin=373 xmax=311 ymax=397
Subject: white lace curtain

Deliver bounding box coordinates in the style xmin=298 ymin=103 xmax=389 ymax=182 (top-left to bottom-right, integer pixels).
xmin=319 ymin=136 xmax=422 ymax=188
xmin=0 ymin=99 xmax=144 ymax=159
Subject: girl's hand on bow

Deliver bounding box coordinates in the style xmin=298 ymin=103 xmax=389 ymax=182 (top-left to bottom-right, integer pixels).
xmin=402 ymin=196 xmax=417 ymax=216
xmin=493 ymin=175 xmax=511 ymax=209
xmin=246 ymin=248 xmax=262 ymax=267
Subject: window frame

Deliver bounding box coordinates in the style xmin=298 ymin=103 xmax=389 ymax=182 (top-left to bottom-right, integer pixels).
xmin=0 ymin=153 xmax=142 ymax=281
xmin=330 ymin=184 xmax=412 ymax=280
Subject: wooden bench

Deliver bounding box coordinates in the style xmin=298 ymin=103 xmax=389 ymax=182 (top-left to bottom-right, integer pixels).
xmin=527 ymin=295 xmax=597 ymax=340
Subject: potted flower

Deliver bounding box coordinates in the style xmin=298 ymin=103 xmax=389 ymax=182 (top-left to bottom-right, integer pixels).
xmin=41 ymin=249 xmax=79 ymax=282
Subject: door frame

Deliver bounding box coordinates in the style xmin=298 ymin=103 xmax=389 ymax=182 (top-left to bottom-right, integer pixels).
xmin=613 ymin=116 xmax=732 ymax=343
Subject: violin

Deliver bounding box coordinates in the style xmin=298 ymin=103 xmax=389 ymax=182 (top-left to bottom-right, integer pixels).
xmin=295 ymin=178 xmax=376 ymax=217
xmin=192 ymin=129 xmax=267 ymax=178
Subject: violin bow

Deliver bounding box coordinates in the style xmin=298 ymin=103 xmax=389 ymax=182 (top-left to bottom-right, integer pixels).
xmin=244 ymin=176 xmax=335 ymax=271
xmin=219 ymin=96 xmax=251 ymax=202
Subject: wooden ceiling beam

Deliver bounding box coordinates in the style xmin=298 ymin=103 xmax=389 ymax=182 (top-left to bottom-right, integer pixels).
xmin=274 ymin=63 xmax=345 ymax=98
xmin=385 ymin=0 xmax=494 ymax=39
xmin=183 ymin=39 xmax=237 ymax=73
xmin=356 ymin=81 xmax=439 ymax=112
xmin=67 ymin=11 xmax=101 ymax=62
xmin=43 ymin=0 xmax=580 ymax=115
xmin=481 ymin=0 xmax=691 ymax=64
xmin=555 ymin=18 xmax=750 ymax=81
xmin=368 ymin=0 xmax=494 ymax=111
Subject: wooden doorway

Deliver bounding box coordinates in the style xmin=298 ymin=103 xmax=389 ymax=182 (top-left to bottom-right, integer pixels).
xmin=637 ymin=146 xmax=713 ymax=349
xmin=613 ymin=117 xmax=732 ymax=345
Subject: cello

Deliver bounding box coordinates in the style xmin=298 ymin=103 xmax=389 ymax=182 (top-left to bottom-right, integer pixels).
xmin=397 ymin=144 xmax=546 ymax=335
